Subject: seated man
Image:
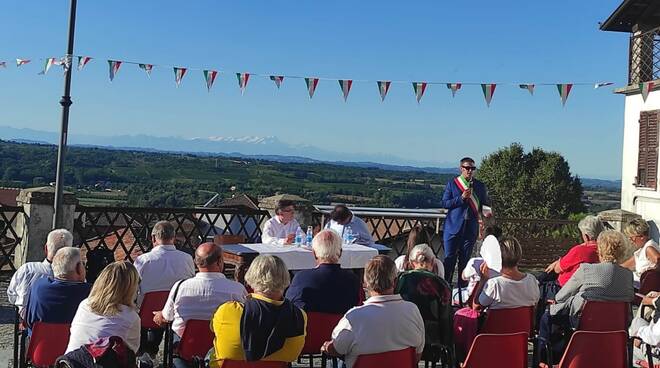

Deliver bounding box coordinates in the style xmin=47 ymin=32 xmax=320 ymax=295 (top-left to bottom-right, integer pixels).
xmin=8 ymin=229 xmax=73 ymax=318
xmin=261 ymin=199 xmax=302 ymax=245
xmin=209 ymin=255 xmax=306 ymax=366
xmin=285 ymin=230 xmax=361 ymax=314
xmin=25 ymin=247 xmax=90 ymax=329
xmin=135 ymin=221 xmax=195 ymax=358
xmin=324 ymin=204 xmax=374 ymax=246
xmin=321 ymin=255 xmax=425 ymax=368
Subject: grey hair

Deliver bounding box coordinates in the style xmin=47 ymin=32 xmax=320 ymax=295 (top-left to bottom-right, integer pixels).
xmin=52 ymin=247 xmax=81 ymax=279
xmin=46 ymin=229 xmax=74 ymax=259
xmin=244 ymin=255 xmax=290 ymax=294
xmin=409 ymin=243 xmax=435 ymax=264
xmin=578 ymin=216 xmax=605 ymax=240
xmin=312 ymin=230 xmax=342 ymax=263
xmin=151 ymin=221 xmax=176 ymax=242
xmin=364 ymin=255 xmax=398 ymax=293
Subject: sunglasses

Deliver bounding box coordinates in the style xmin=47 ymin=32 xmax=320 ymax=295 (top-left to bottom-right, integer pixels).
xmin=461 ymin=166 xmax=477 ymax=171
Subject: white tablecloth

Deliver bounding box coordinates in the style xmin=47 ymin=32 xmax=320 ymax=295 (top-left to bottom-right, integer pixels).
xmin=239 ymin=243 xmax=379 ymax=270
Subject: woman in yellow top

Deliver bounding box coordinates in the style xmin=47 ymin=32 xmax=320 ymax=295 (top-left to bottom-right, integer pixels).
xmin=209 ymin=255 xmax=307 ymax=367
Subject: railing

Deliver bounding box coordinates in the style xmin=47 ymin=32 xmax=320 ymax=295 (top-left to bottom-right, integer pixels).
xmin=0 ymin=206 xmax=25 ymax=272
xmin=74 ymin=206 xmax=271 ymax=261
xmin=629 ymin=27 xmax=660 ymax=84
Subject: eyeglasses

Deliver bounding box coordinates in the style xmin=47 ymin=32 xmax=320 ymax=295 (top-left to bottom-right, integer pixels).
xmin=280 ymin=208 xmax=295 ymax=213
xmin=461 ymin=166 xmax=477 ymax=171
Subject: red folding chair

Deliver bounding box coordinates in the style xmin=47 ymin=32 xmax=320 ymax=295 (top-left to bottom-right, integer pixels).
xmin=555 ymin=330 xmax=627 ymax=368
xmin=577 ymin=301 xmax=630 ymax=331
xmin=139 ymin=291 xmax=170 ymax=329
xmin=353 ymin=347 xmax=417 ymax=368
xmin=480 ymin=306 xmax=534 ymax=335
xmin=218 ymin=361 xmax=288 ymax=367
xmin=461 ymin=332 xmax=528 ymax=368
xmin=167 ymin=319 xmax=214 ymax=368
xmin=637 ymin=270 xmax=660 ymax=304
xmin=24 ymin=322 xmax=71 ymax=367
xmin=299 ymin=312 xmax=342 ymax=368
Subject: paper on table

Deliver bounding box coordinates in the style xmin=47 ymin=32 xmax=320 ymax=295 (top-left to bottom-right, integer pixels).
xmin=482 ymin=205 xmax=493 ymax=217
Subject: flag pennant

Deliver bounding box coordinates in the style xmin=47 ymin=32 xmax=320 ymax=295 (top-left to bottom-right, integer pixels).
xmin=338 ymin=79 xmax=353 ymax=101
xmin=446 ymin=83 xmax=462 ymax=97
xmin=556 ymin=83 xmax=573 ymax=106
xmin=173 ymin=67 xmax=187 ymax=87
xmin=203 ymin=70 xmax=218 ymax=91
xmin=16 ymin=59 xmax=30 ymax=67
xmin=412 ymin=82 xmax=427 ymax=103
xmin=108 ymin=60 xmax=122 ymax=81
xmin=39 ymin=58 xmax=58 ymax=75
xmin=138 ymin=63 xmax=153 ymax=77
xmin=236 ymin=73 xmax=250 ymax=94
xmin=594 ymin=82 xmax=613 ymax=89
xmin=481 ymin=84 xmax=497 ymax=107
xmin=640 ymin=81 xmax=654 ymax=102
xmin=270 ymin=75 xmax=284 ymax=89
xmin=519 ymin=84 xmax=535 ymax=96
xmin=77 ymin=56 xmax=92 ymax=71
xmin=377 ymin=81 xmax=391 ymax=101
xmin=305 ymin=77 xmax=319 ymax=99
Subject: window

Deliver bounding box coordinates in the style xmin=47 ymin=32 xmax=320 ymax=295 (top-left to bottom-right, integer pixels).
xmin=637 ymin=110 xmax=660 ymax=189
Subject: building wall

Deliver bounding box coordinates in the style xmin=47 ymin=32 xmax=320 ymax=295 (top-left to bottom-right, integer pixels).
xmin=622 ymin=91 xmax=660 ymax=240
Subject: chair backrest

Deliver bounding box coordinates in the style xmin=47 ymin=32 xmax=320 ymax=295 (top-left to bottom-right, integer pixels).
xmin=301 ymin=312 xmax=343 ymax=355
xmin=557 ymin=330 xmax=627 ymax=368
xmin=27 ymin=322 xmax=72 ymax=367
xmin=578 ymin=301 xmax=629 ymax=331
xmin=214 ymin=234 xmax=247 ymax=245
xmin=353 ymin=347 xmax=417 ymax=368
xmin=639 ymin=270 xmax=660 ymax=304
xmin=177 ymin=319 xmax=214 ymax=361
xmin=481 ymin=306 xmax=534 ymax=335
xmin=139 ymin=291 xmax=171 ymax=329
xmin=219 ymin=361 xmax=288 ymax=367
xmin=462 ymin=332 xmax=528 ymax=368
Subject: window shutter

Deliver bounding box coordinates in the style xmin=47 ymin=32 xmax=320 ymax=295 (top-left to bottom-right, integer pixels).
xmin=638 ymin=110 xmax=659 ymax=189
xmin=639 ymin=112 xmax=649 ymax=186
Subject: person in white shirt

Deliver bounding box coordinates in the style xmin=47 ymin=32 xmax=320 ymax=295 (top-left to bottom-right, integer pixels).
xmin=321 ymin=255 xmax=425 ymax=368
xmin=261 ymin=199 xmax=302 ymax=245
xmin=66 ymin=261 xmax=141 ymax=354
xmin=475 ymin=236 xmax=539 ymax=310
xmin=324 ymin=204 xmax=375 ymax=246
xmin=621 ymin=218 xmax=660 ymax=283
xmin=134 ymin=220 xmax=195 ymax=357
xmin=153 ymin=242 xmax=247 ymax=338
xmin=8 ymin=229 xmax=73 ymax=318
xmin=395 ymin=226 xmax=444 ymax=278
xmin=631 ymin=291 xmax=660 ymax=365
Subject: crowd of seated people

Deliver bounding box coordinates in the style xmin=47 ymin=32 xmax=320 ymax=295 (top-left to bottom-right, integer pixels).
xmin=13 ymin=215 xmax=660 ymax=368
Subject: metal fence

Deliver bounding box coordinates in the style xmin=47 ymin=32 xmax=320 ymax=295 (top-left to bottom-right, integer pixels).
xmin=0 ymin=206 xmax=25 ymax=272
xmin=629 ymin=27 xmax=660 ymax=84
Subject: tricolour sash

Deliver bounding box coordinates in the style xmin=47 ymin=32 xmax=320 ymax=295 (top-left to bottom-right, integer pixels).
xmin=454 ymin=176 xmax=480 ymax=217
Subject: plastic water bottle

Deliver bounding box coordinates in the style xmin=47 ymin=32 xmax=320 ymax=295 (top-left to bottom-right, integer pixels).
xmin=294 ymin=228 xmax=303 ymax=246
xmin=306 ymin=226 xmax=313 ymax=246
xmin=346 ymin=226 xmax=354 ymax=244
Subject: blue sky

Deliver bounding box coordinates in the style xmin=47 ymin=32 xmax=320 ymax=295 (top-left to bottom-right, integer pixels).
xmin=1 ymin=0 xmax=627 ymax=179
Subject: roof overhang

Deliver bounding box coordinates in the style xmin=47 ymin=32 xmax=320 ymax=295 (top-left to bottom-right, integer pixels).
xmin=600 ymin=0 xmax=660 ymax=33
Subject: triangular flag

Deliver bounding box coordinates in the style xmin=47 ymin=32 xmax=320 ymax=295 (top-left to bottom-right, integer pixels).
xmin=594 ymin=82 xmax=613 ymax=89
xmin=305 ymin=77 xmax=319 ymax=99
xmin=173 ymin=67 xmax=187 ymax=87
xmin=108 ymin=60 xmax=122 ymax=81
xmin=377 ymin=81 xmax=391 ymax=101
xmin=556 ymin=84 xmax=573 ymax=106
xmin=338 ymin=79 xmax=353 ymax=101
xmin=77 ymin=56 xmax=92 ymax=71
xmin=236 ymin=73 xmax=250 ymax=95
xmin=16 ymin=59 xmax=31 ymax=67
xmin=270 ymin=76 xmax=284 ymax=89
xmin=0 ymin=61 xmax=6 ymax=68
xmin=39 ymin=58 xmax=57 ymax=75
xmin=447 ymin=83 xmax=462 ymax=97
xmin=138 ymin=63 xmax=153 ymax=77
xmin=640 ymin=82 xmax=654 ymax=102
xmin=412 ymin=82 xmax=427 ymax=103
xmin=481 ymin=84 xmax=497 ymax=106
xmin=519 ymin=84 xmax=535 ymax=95
xmin=203 ymin=70 xmax=218 ymax=91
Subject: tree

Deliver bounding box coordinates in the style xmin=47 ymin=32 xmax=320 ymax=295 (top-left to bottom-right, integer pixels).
xmin=478 ymin=143 xmax=585 ymax=219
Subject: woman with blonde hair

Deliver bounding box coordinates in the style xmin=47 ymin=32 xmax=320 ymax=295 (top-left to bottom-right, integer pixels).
xmin=66 ymin=261 xmax=141 ymax=353
xmin=620 ymin=218 xmax=660 ymax=283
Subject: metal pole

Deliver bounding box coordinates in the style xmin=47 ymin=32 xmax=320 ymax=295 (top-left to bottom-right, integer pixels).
xmin=53 ymin=0 xmax=77 ymax=229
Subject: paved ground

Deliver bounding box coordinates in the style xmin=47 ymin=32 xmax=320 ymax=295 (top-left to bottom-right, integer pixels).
xmin=0 ymin=275 xmax=15 ymax=367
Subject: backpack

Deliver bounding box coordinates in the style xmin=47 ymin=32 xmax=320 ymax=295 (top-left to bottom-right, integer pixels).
xmin=85 ymin=247 xmax=115 ymax=284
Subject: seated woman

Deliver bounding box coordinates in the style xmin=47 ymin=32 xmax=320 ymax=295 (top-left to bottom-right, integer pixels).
xmin=473 ymin=236 xmax=539 ymax=310
xmin=395 ymin=226 xmax=444 ymax=278
xmin=66 ymin=261 xmax=141 ymax=354
xmin=209 ymin=255 xmax=306 ymax=367
xmin=395 ymin=244 xmax=452 ymax=363
xmin=538 ymin=230 xmax=634 ymax=364
xmin=620 ymin=218 xmax=660 ymax=286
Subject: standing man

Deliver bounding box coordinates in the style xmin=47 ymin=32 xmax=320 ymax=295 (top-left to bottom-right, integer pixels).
xmin=441 ymin=157 xmax=491 ymax=287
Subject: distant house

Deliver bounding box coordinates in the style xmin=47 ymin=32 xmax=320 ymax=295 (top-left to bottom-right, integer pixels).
xmin=602 ymin=0 xmax=660 ymax=239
